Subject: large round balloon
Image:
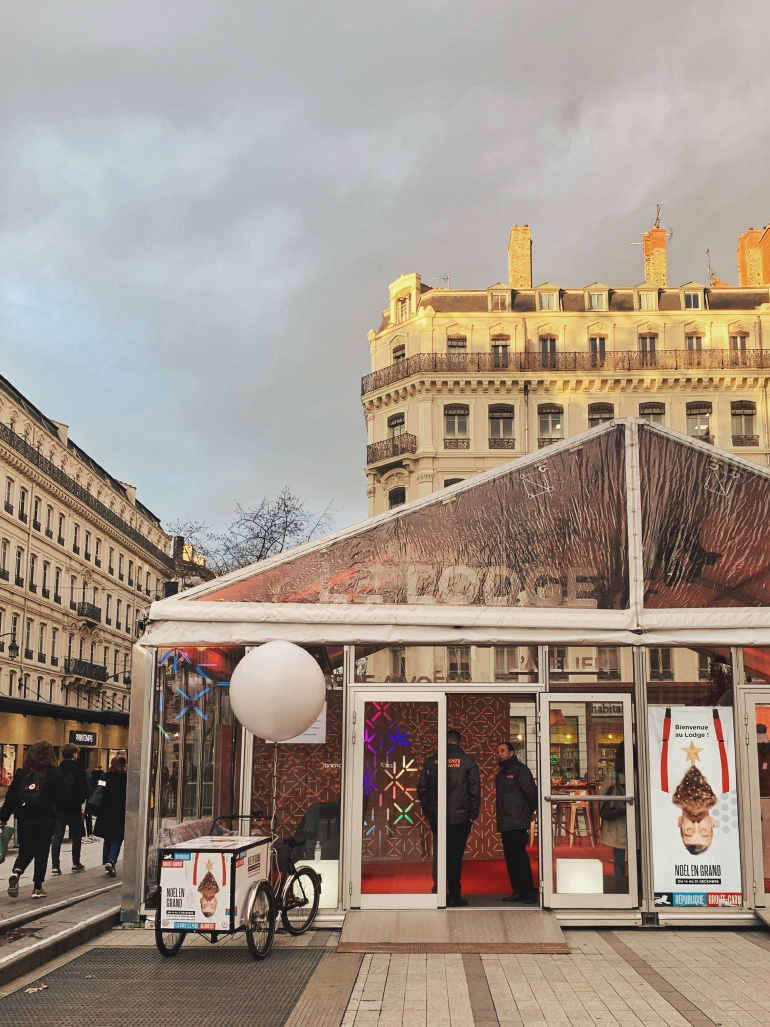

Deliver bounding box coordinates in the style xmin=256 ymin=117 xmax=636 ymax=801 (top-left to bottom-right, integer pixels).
xmin=229 ymin=641 xmax=326 ymax=741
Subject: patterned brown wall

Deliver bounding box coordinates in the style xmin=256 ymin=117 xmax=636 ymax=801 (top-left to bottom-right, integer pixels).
xmin=251 ymin=690 xmax=343 ymax=844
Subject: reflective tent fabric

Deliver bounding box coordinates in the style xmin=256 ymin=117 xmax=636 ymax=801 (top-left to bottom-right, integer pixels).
xmin=144 ymin=418 xmax=770 ymax=647
xmin=641 ymin=426 xmax=770 ymax=608
xmin=197 ymin=424 xmax=629 ymax=609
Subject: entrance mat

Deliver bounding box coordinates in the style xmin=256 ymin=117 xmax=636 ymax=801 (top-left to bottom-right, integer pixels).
xmin=0 ymin=946 xmax=325 ymax=1027
xmin=338 ymin=909 xmax=570 ymax=954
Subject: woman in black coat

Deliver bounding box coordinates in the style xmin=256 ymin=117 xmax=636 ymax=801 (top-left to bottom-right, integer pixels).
xmin=94 ymin=756 xmax=127 ymax=876
xmin=0 ymin=740 xmax=65 ymax=899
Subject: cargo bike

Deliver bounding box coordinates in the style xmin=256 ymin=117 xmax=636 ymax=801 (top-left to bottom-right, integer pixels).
xmin=154 ymin=813 xmax=321 ymax=961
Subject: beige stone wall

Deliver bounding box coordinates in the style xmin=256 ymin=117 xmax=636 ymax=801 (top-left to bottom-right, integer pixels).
xmin=508 ymin=226 xmax=532 ymax=289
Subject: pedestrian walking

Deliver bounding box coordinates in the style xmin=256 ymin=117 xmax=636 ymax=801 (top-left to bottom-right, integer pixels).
xmin=83 ymin=766 xmax=105 ymax=841
xmin=50 ymin=743 xmax=90 ymax=875
xmin=417 ymin=729 xmax=481 ymax=906
xmin=495 ymin=741 xmax=538 ymax=904
xmin=599 ymin=742 xmax=628 ymax=891
xmin=0 ymin=740 xmax=65 ymax=899
xmin=94 ymin=756 xmax=127 ymax=876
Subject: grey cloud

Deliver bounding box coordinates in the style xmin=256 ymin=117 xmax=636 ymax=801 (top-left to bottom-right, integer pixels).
xmin=2 ymin=1 xmax=770 ymax=533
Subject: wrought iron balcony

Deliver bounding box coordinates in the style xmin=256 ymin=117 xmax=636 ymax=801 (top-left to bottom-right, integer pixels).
xmin=733 ymin=434 xmax=760 ymax=446
xmin=0 ymin=569 xmax=8 ymax=581
xmin=3 ymin=502 xmax=12 ymax=514
xmin=366 ymin=433 xmax=418 ymax=466
xmin=489 ymin=437 xmax=516 ymax=449
xmin=361 ymin=348 xmax=770 ymax=394
xmin=32 ymin=519 xmax=41 ymax=532
xmin=0 ymin=420 xmax=174 ymax=571
xmin=76 ymin=601 xmax=102 ymax=624
xmin=538 ymin=437 xmax=561 ymax=448
xmin=64 ymin=657 xmax=108 ymax=682
xmin=443 ymin=438 xmax=470 ymax=450
xmin=45 ymin=527 xmax=53 ymax=539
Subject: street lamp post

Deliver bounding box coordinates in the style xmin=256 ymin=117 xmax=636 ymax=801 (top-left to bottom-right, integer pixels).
xmin=0 ymin=632 xmax=20 ymax=661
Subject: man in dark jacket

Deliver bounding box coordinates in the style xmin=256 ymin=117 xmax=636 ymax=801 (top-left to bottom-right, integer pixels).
xmin=50 ymin=744 xmax=90 ymax=874
xmin=495 ymin=741 xmax=538 ymax=904
xmin=417 ymin=729 xmax=481 ymax=906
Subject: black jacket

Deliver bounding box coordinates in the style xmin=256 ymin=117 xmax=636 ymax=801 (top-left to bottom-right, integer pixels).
xmin=495 ymin=754 xmax=537 ymax=831
xmin=58 ymin=759 xmax=91 ymax=813
xmin=0 ymin=766 xmax=65 ymax=824
xmin=417 ymin=744 xmax=481 ymax=826
xmin=94 ymin=771 xmax=128 ymax=842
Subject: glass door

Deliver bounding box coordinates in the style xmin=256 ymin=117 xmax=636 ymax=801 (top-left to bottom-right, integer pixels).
xmin=540 ymin=693 xmax=637 ymax=909
xmin=744 ymin=692 xmax=770 ymax=910
xmin=350 ymin=689 xmax=446 ymax=909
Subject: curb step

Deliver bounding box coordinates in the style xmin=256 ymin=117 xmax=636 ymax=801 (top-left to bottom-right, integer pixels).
xmin=0 ymin=901 xmax=120 ymax=987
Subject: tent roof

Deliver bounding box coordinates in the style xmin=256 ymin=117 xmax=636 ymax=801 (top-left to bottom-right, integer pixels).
xmin=144 ymin=420 xmax=770 ymax=648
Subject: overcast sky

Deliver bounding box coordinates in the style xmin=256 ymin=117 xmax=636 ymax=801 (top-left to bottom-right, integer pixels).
xmin=2 ymin=1 xmax=770 ymax=536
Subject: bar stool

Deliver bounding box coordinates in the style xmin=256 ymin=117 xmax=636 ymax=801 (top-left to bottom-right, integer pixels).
xmin=568 ymin=793 xmax=598 ymax=847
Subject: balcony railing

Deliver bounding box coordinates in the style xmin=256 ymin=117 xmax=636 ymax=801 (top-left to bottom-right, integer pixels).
xmin=64 ymin=657 xmax=108 ymax=682
xmin=76 ymin=601 xmax=102 ymax=624
xmin=489 ymin=437 xmax=516 ymax=449
xmin=366 ymin=433 xmax=418 ymax=465
xmin=0 ymin=421 xmax=174 ymax=571
xmin=444 ymin=438 xmax=470 ymax=450
xmin=361 ymin=349 xmax=770 ymax=394
xmin=733 ymin=434 xmax=760 ymax=446
xmin=538 ymin=437 xmax=561 ymax=448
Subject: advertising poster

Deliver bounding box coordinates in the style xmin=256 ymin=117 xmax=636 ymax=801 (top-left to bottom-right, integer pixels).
xmin=648 ymin=706 xmax=742 ymax=908
xmin=159 ymin=838 xmax=269 ymax=932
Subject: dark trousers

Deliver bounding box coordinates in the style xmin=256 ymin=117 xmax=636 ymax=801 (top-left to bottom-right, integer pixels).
xmin=613 ymin=847 xmax=627 ymax=889
xmin=102 ymin=838 xmax=122 ymax=864
xmin=51 ymin=810 xmax=84 ymax=869
xmin=446 ymin=819 xmax=472 ymax=900
xmin=500 ymin=828 xmax=536 ymax=900
xmin=12 ymin=818 xmax=56 ymax=888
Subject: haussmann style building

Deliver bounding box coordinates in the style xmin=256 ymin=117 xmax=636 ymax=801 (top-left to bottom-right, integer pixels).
xmin=0 ymin=372 xmax=174 ymax=789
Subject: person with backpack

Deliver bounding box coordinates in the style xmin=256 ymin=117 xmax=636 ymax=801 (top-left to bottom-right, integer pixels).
xmin=50 ymin=743 xmax=90 ymax=875
xmin=0 ymin=740 xmax=65 ymax=899
xmin=94 ymin=756 xmax=127 ymax=877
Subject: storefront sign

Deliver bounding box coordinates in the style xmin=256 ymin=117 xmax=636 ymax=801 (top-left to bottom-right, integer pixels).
xmin=69 ymin=731 xmax=97 ymax=746
xmin=648 ymin=706 xmax=742 ymax=908
xmin=591 ymin=702 xmax=622 ymax=717
xmin=279 ymin=702 xmax=327 ymax=745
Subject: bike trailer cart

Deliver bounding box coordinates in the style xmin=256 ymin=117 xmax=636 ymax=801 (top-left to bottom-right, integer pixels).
xmin=155 ymin=834 xmax=276 ymax=960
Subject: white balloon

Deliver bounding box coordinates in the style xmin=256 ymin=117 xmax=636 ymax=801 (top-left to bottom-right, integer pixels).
xmin=229 ymin=641 xmax=326 ymax=742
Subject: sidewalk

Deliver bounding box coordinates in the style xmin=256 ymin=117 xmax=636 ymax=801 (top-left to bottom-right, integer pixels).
xmin=1 ymin=833 xmax=119 ymax=924
xmin=1 ymin=925 xmax=769 ymax=1027
xmin=341 ymin=929 xmax=770 ymax=1027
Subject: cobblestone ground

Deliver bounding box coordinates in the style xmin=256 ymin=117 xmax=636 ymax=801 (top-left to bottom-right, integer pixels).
xmin=341 ymin=931 xmax=770 ymax=1027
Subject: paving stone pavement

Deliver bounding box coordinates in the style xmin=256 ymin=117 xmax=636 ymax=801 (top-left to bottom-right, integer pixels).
xmin=340 ymin=930 xmax=770 ymax=1027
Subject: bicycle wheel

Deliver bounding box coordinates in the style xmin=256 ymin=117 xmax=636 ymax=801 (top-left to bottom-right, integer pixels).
xmin=154 ymin=916 xmax=185 ymax=957
xmin=245 ymin=880 xmax=276 ymax=960
xmin=281 ymin=866 xmax=321 ymax=935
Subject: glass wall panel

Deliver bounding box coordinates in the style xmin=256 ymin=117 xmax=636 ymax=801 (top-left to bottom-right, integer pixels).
xmin=547 ymin=645 xmax=633 ymax=691
xmin=355 ymin=645 xmax=538 ymax=684
xmin=754 ymin=704 xmax=770 ymax=896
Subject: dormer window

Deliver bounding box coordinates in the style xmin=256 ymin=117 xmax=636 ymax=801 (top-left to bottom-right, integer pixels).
xmin=395 ymin=294 xmax=412 ymax=323
xmin=538 ymin=292 xmax=556 ymax=311
xmin=637 ymin=290 xmax=658 ymax=311
xmin=588 ymin=291 xmax=607 ymax=311
xmin=684 ymin=291 xmax=701 ymax=309
xmin=489 ymin=291 xmax=509 ymax=312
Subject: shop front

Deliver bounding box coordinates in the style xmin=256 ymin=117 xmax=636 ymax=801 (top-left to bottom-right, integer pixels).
xmin=123 ymin=420 xmax=770 ymax=928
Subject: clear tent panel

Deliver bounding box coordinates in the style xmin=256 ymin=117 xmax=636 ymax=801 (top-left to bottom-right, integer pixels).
xmin=200 ymin=424 xmax=629 ymax=609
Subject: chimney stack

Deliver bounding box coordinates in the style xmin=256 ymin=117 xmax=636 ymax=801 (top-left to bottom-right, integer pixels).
xmin=737 ymin=228 xmax=763 ymax=286
xmin=643 ymin=226 xmax=667 ymax=287
xmin=508 ymin=225 xmax=532 ymax=289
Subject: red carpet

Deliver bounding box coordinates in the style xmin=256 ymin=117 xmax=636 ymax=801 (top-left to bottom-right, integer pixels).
xmin=362 ymin=846 xmax=621 ymax=895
